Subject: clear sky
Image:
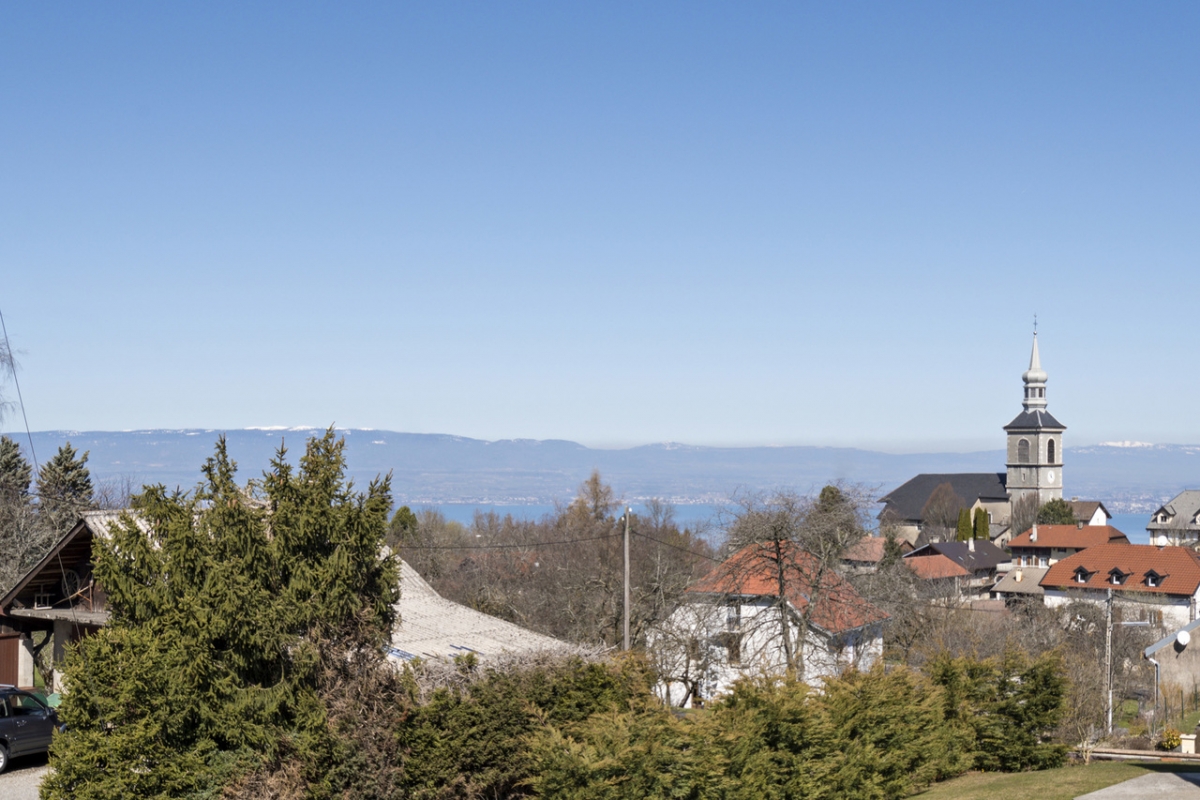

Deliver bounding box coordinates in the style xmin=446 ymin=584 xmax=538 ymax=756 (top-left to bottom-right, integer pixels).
xmin=2 ymin=3 xmax=1198 ymax=451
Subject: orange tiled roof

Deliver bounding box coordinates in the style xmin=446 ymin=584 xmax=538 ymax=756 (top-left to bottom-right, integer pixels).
xmin=1009 ymin=525 xmax=1129 ymax=550
xmin=905 ymin=553 xmax=971 ymax=580
xmin=843 ymin=536 xmax=910 ymax=563
xmin=689 ymin=541 xmax=889 ymax=634
xmin=1040 ymin=543 xmax=1200 ymax=596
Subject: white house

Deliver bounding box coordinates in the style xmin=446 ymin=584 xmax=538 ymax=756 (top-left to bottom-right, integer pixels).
xmin=1147 ymin=491 xmax=1200 ymax=546
xmin=653 ymin=541 xmax=888 ymax=707
xmin=1040 ymin=543 xmax=1200 ymax=631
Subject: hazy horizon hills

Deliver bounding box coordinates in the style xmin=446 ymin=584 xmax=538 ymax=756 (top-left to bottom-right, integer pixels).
xmin=3 ymin=428 xmax=1195 ymax=514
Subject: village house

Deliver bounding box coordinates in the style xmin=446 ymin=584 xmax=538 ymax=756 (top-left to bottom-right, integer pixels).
xmin=991 ymin=565 xmax=1049 ymax=605
xmin=1008 ymin=524 xmax=1129 ymax=568
xmin=1066 ymin=500 xmax=1113 ymax=527
xmin=1147 ymin=491 xmax=1200 ymax=546
xmin=0 ymin=511 xmax=120 ymax=690
xmin=902 ymin=539 xmax=1009 ymax=597
xmin=840 ymin=534 xmax=911 ymax=574
xmin=1040 ymin=543 xmax=1200 ymax=630
xmin=654 ymin=540 xmax=888 ymax=707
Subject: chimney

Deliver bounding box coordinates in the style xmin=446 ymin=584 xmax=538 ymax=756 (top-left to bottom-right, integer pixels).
xmin=1077 ymin=520 xmax=1084 ymax=529
xmin=968 ymin=537 xmax=975 ymax=553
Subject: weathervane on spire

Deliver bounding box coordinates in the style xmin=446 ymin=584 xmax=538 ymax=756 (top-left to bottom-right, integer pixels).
xmin=1033 ymin=313 xmax=1038 ymax=335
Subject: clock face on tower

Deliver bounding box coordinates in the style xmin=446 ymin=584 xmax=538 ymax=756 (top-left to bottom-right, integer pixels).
xmin=1047 ymin=471 xmax=1056 ymax=484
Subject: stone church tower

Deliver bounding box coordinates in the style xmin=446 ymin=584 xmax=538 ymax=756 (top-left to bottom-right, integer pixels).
xmin=1004 ymin=334 xmax=1065 ymax=508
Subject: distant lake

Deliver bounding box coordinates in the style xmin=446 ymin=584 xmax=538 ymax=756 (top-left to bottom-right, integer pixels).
xmin=428 ymin=502 xmax=725 ymax=531
xmin=428 ymin=505 xmax=1155 ymax=545
xmin=1109 ymin=513 xmax=1150 ymax=544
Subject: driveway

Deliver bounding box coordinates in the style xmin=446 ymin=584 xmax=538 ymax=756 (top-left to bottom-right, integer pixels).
xmin=1077 ymin=771 xmax=1200 ymax=799
xmin=0 ymin=752 xmax=50 ymax=800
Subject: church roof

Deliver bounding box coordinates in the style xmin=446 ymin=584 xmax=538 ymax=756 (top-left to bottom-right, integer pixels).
xmin=1004 ymin=409 xmax=1065 ymax=431
xmin=878 ymin=473 xmax=1009 ymax=524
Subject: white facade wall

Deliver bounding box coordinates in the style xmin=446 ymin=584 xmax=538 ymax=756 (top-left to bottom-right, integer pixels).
xmin=653 ymin=596 xmax=883 ymax=707
xmin=1043 ymin=588 xmax=1199 ymax=631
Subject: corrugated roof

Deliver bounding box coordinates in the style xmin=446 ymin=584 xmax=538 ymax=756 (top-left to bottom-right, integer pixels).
xmin=906 ymin=554 xmax=971 ymax=580
xmin=688 ymin=541 xmax=888 ymax=635
xmin=1040 ymin=544 xmax=1200 ymax=596
xmin=1009 ymin=525 xmax=1129 ymax=550
xmin=390 ymin=560 xmax=570 ymax=662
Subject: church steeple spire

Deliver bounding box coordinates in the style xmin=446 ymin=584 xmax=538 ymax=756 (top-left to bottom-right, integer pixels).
xmin=1022 ymin=333 xmax=1048 ymax=411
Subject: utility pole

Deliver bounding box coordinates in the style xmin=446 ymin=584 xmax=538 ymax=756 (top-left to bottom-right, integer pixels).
xmin=623 ymin=507 xmax=631 ymax=651
xmin=1106 ymin=588 xmax=1114 ymax=735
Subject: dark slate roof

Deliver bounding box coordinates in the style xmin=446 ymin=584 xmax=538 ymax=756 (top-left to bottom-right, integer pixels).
xmin=1003 ymin=409 xmax=1066 ymax=431
xmin=905 ymin=540 xmax=1008 ymax=572
xmin=878 ymin=473 xmax=1009 ymax=524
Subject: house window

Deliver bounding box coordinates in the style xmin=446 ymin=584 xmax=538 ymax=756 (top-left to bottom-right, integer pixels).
xmin=1074 ymin=569 xmax=1089 ymax=584
xmin=1018 ymin=439 xmax=1030 ymax=464
xmin=1109 ymin=570 xmax=1126 ymax=586
xmin=1048 ymin=439 xmax=1056 ymax=464
xmin=1038 ymin=555 xmax=1047 ymax=567
xmin=1146 ymin=572 xmax=1163 ymax=588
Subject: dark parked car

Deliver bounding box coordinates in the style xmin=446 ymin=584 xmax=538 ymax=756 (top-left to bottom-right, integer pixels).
xmin=0 ymin=686 xmax=61 ymax=772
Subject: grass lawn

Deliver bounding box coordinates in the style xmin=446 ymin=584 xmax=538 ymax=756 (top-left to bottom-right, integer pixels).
xmin=911 ymin=760 xmax=1200 ymax=800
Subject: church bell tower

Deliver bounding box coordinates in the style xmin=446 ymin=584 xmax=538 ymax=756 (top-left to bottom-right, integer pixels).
xmin=1005 ymin=334 xmax=1065 ymax=508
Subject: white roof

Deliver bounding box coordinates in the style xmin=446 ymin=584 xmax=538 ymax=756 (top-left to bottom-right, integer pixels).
xmin=389 ymin=560 xmax=570 ymax=662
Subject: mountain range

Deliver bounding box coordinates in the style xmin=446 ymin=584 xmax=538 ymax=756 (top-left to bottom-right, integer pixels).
xmin=8 ymin=429 xmax=1199 ymax=513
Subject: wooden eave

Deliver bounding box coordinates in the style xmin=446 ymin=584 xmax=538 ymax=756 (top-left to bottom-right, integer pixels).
xmin=0 ymin=517 xmax=93 ymax=612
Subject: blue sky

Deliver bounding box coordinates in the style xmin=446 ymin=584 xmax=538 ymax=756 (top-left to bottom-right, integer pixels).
xmin=2 ymin=3 xmax=1198 ymax=451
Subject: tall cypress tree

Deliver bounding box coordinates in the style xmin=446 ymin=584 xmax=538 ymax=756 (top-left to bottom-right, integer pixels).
xmin=36 ymin=441 xmax=94 ymax=534
xmin=972 ymin=507 xmax=989 ymax=540
xmin=956 ymin=508 xmax=972 ymax=542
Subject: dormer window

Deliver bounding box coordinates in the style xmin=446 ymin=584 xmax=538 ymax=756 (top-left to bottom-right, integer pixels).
xmin=1073 ymin=567 xmax=1091 ymax=584
xmin=1146 ymin=570 xmax=1166 ymax=588
xmin=1158 ymin=512 xmax=1172 ymax=524
xmin=1109 ymin=568 xmax=1128 ymax=586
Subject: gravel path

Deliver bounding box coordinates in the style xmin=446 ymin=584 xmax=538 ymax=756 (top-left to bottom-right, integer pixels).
xmin=0 ymin=753 xmax=50 ymax=800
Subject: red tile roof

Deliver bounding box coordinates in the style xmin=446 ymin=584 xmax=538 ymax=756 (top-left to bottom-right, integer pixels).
xmin=689 ymin=541 xmax=889 ymax=634
xmin=1009 ymin=525 xmax=1129 ymax=550
xmin=905 ymin=553 xmax=971 ymax=580
xmin=843 ymin=536 xmax=911 ymax=564
xmin=1040 ymin=543 xmax=1200 ymax=596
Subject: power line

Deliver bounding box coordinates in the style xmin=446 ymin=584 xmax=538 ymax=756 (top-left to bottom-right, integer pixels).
xmin=630 ymin=528 xmax=722 ymax=562
xmin=0 ymin=306 xmax=38 ymax=479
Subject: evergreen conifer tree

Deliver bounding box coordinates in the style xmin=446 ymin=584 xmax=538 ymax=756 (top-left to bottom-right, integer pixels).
xmin=1037 ymin=497 xmax=1076 ymax=526
xmin=0 ymin=435 xmax=32 ymax=503
xmin=43 ymin=430 xmax=399 ymax=800
xmin=972 ymin=507 xmax=989 ymax=540
xmin=879 ymin=529 xmax=905 ymax=570
xmin=956 ymin=508 xmax=972 ymax=542
xmin=36 ymin=441 xmax=93 ymax=534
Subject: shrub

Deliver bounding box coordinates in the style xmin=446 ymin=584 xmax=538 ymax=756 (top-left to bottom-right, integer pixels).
xmin=1158 ymin=727 xmax=1183 ymax=751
